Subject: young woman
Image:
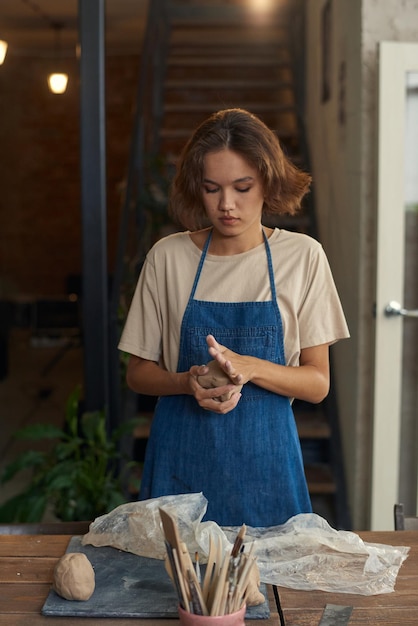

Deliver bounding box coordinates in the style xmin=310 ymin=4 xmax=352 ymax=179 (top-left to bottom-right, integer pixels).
xmin=119 ymin=108 xmax=349 ymax=527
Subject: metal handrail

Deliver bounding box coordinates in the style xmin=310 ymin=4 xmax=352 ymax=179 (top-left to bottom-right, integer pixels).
xmin=108 ymin=0 xmax=170 ymax=433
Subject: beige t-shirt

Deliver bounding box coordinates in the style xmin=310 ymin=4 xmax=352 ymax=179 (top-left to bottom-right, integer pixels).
xmin=118 ymin=228 xmax=350 ymax=371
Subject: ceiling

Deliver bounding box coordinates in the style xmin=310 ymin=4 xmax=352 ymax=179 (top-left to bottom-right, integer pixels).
xmin=0 ymin=0 xmax=149 ymax=58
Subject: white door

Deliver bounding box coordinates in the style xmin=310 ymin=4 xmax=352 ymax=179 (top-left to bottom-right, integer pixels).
xmin=372 ymin=42 xmax=418 ymax=530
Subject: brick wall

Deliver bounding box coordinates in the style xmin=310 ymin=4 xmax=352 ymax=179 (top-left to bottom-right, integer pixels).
xmin=0 ymin=54 xmax=140 ymax=298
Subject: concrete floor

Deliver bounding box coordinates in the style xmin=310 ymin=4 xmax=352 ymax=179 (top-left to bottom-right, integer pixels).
xmin=0 ymin=329 xmax=84 ymax=515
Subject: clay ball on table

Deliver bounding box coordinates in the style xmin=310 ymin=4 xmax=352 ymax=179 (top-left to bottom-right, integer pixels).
xmin=53 ymin=552 xmax=95 ymax=601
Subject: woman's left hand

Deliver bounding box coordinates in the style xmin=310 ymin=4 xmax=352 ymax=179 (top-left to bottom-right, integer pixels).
xmin=206 ymin=334 xmax=250 ymax=385
xmin=206 ymin=334 xmax=331 ymax=404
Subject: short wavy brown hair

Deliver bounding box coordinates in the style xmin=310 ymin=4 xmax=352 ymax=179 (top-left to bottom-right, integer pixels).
xmin=169 ymin=108 xmax=312 ymax=231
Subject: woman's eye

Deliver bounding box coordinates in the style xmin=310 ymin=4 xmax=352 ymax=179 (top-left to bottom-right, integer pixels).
xmin=237 ymin=187 xmax=251 ymax=193
xmin=204 ymin=186 xmax=219 ymax=194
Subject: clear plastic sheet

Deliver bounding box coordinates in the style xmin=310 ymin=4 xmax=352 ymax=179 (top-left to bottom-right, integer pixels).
xmin=82 ymin=492 xmax=409 ymax=595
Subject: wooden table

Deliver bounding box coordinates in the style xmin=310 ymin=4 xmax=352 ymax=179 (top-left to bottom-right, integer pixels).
xmin=0 ymin=531 xmax=416 ymax=625
xmin=0 ymin=533 xmax=279 ymax=625
xmin=278 ymin=531 xmax=418 ymax=625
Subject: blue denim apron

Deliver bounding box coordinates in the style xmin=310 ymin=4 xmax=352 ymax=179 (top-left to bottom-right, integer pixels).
xmin=139 ymin=230 xmax=312 ymax=526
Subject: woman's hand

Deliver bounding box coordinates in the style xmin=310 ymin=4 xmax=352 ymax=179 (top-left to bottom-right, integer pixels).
xmin=188 ymin=363 xmax=242 ymax=414
xmin=206 ymin=334 xmax=250 ymax=384
xmin=126 ymin=356 xmax=241 ymax=413
xmin=126 ymin=333 xmax=330 ymax=408
xmin=205 ymin=334 xmax=330 ymax=404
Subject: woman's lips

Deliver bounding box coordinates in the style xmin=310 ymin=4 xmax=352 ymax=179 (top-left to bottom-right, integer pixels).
xmin=219 ymin=216 xmax=238 ymax=225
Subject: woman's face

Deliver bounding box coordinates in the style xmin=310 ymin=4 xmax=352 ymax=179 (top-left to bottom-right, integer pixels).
xmin=201 ymin=149 xmax=265 ymax=240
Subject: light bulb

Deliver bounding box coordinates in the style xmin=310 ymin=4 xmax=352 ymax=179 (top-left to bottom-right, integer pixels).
xmin=48 ymin=72 xmax=69 ymax=94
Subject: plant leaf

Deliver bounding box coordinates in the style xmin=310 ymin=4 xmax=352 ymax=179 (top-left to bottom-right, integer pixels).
xmin=111 ymin=417 xmax=142 ymax=442
xmin=0 ymin=493 xmax=28 ymax=522
xmin=13 ymin=423 xmax=67 ymax=441
xmin=81 ymin=411 xmax=107 ymax=445
xmin=1 ymin=450 xmax=47 ymax=483
xmin=65 ymin=385 xmax=81 ymax=437
xmin=54 ymin=438 xmax=83 ymax=461
xmin=0 ymin=490 xmax=47 ymax=523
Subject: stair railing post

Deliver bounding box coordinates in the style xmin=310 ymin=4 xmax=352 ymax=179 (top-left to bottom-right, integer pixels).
xmin=108 ymin=1 xmax=171 ymax=489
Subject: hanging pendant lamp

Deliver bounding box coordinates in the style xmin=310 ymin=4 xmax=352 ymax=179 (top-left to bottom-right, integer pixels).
xmin=48 ymin=72 xmax=68 ymax=94
xmin=0 ymin=39 xmax=8 ymax=65
xmin=48 ymin=23 xmax=68 ymax=94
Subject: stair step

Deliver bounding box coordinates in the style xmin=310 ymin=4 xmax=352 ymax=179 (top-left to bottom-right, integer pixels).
xmin=159 ymin=133 xmax=299 ymax=157
xmin=162 ymin=112 xmax=298 ymax=134
xmin=163 ymin=111 xmax=298 ymax=135
xmin=305 ymin=464 xmax=336 ymax=494
xmin=170 ymin=40 xmax=288 ymax=50
xmin=167 ymin=59 xmax=292 ymax=81
xmin=135 ymin=409 xmax=330 ymax=441
xmin=262 ymin=213 xmax=311 ymax=232
xmin=164 ymin=86 xmax=295 ymax=107
xmin=166 ymin=78 xmax=294 ymax=90
xmin=132 ymin=419 xmax=335 ymax=494
xmin=295 ymin=410 xmax=331 ymax=439
xmin=169 ymin=6 xmax=290 ymax=28
xmin=160 ymin=136 xmax=302 ymax=159
xmin=164 ymin=102 xmax=296 ymax=113
xmin=133 ymin=412 xmax=153 ymax=439
xmin=166 ymin=65 xmax=292 ymax=83
xmin=167 ymin=57 xmax=291 ymax=68
xmin=169 ymin=44 xmax=288 ymax=58
xmin=170 ymin=20 xmax=289 ymax=36
xmin=164 ymin=85 xmax=296 ymax=109
xmin=160 ymin=126 xmax=298 ymax=140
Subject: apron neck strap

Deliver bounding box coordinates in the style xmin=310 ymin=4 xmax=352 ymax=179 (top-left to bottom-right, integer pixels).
xmin=189 ymin=229 xmax=212 ymax=299
xmin=190 ymin=227 xmax=277 ymax=301
xmin=263 ymin=228 xmax=278 ymax=302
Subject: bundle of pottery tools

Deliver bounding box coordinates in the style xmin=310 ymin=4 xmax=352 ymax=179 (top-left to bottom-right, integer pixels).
xmin=159 ymin=508 xmax=257 ymax=617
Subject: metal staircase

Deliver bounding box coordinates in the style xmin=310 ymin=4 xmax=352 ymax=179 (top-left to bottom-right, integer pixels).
xmin=113 ymin=0 xmax=351 ymax=530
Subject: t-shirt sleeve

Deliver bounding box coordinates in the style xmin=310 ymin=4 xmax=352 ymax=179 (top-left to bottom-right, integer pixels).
xmin=297 ymin=243 xmax=350 ymax=349
xmin=118 ymin=255 xmax=163 ymax=362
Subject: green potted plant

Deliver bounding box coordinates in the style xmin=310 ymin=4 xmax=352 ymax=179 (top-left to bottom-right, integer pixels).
xmin=0 ymin=387 xmax=142 ymax=523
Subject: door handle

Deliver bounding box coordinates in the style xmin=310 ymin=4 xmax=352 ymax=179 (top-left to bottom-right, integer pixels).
xmin=384 ymin=301 xmax=418 ymax=318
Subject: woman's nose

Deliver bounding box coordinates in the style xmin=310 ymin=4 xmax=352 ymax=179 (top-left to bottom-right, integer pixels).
xmin=219 ymin=191 xmax=234 ymax=211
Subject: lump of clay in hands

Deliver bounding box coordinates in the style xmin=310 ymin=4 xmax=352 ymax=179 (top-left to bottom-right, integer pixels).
xmin=197 ymin=359 xmax=243 ymax=402
xmin=53 ymin=552 xmax=95 ymax=601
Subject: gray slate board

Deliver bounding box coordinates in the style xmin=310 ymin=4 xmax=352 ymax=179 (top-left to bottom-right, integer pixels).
xmin=42 ymin=536 xmax=270 ymax=619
